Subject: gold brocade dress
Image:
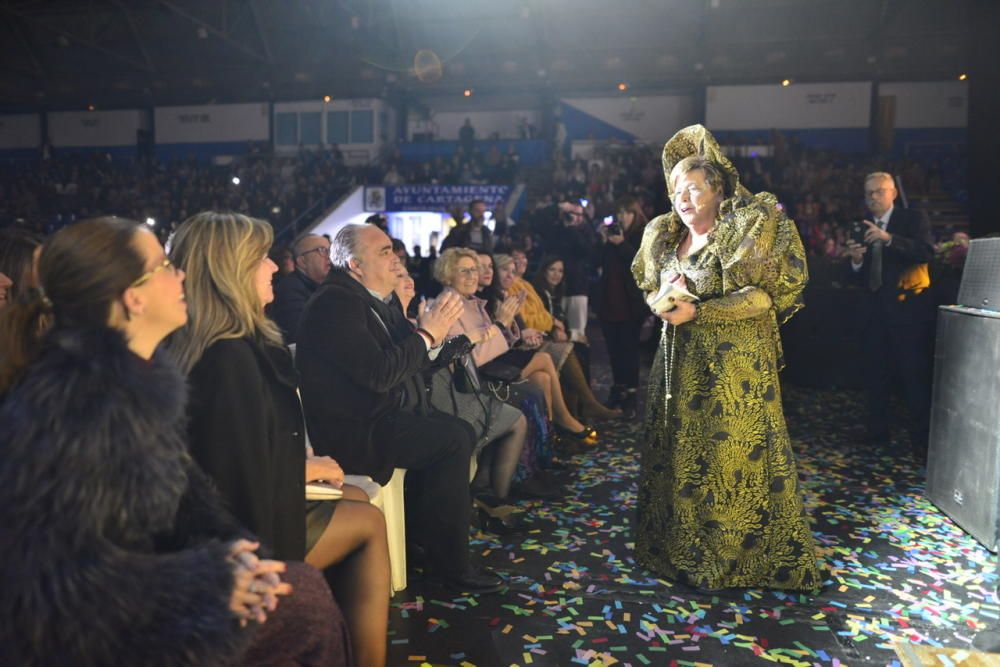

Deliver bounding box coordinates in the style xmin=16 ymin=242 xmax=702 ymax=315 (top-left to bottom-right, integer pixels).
xmin=631 ymin=125 xmax=821 ymax=592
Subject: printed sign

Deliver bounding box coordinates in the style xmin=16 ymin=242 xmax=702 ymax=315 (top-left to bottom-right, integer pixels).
xmin=365 ymin=185 xmax=513 ymax=212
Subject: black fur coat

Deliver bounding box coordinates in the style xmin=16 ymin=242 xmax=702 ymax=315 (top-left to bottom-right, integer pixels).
xmin=0 ymin=327 xmax=254 ymax=666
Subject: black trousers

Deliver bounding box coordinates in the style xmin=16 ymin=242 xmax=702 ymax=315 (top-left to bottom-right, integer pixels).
xmin=600 ymin=318 xmax=643 ymax=388
xmin=370 ymin=409 xmax=476 ymax=574
xmin=863 ymin=316 xmax=934 ymax=455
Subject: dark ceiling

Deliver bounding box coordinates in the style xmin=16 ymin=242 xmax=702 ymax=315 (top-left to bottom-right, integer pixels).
xmin=0 ymin=0 xmax=973 ymax=111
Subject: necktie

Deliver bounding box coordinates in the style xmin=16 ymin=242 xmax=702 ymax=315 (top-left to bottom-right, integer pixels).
xmin=868 ymin=217 xmax=884 ymax=292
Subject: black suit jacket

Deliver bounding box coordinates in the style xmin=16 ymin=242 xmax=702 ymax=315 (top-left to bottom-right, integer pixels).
xmin=848 ymin=205 xmax=935 ymax=326
xmin=270 ymin=270 xmax=319 ymax=344
xmin=296 ymin=269 xmax=431 ymax=484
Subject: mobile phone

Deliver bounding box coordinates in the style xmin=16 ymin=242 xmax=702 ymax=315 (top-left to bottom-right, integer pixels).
xmin=603 ymin=215 xmax=622 ymax=236
xmin=849 ymin=221 xmax=867 ymax=245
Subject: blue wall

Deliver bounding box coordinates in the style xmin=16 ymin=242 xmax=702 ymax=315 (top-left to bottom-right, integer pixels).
xmin=713 ymin=128 xmax=871 ymax=153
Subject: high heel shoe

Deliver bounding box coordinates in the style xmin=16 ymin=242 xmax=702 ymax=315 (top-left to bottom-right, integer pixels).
xmin=581 ymin=402 xmax=623 ymax=423
xmin=554 ymin=422 xmax=598 ymax=441
xmin=476 ymin=509 xmax=525 ymax=536
xmin=473 ymin=494 xmax=518 ymax=519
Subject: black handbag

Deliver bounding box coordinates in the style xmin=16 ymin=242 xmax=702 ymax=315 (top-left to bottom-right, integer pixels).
xmin=453 ymin=353 xmax=482 ymax=394
xmin=478 ymin=360 xmax=522 ymax=383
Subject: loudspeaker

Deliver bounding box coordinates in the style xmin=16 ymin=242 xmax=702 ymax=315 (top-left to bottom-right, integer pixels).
xmin=958 ymin=238 xmax=1000 ymax=312
xmin=926 ymin=306 xmax=1000 ymax=552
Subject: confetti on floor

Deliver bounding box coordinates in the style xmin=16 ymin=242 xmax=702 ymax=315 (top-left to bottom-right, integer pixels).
xmin=388 ymin=352 xmax=999 ymax=667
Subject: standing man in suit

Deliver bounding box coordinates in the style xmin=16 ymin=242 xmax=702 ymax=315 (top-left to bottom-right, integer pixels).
xmin=296 ymin=223 xmax=504 ymax=594
xmin=846 ymin=171 xmax=935 ymax=463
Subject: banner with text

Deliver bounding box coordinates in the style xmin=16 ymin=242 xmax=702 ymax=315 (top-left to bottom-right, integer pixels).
xmin=707 ymin=82 xmax=872 ymax=130
xmin=48 ymin=110 xmax=147 ymax=147
xmin=0 ymin=114 xmax=41 ymax=149
xmin=365 ymin=185 xmax=513 ymax=212
xmin=155 ymin=103 xmax=269 ymax=144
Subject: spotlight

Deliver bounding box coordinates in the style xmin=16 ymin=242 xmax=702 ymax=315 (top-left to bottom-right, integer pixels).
xmin=781 ymin=79 xmax=792 ymax=87
xmin=87 ymin=104 xmax=96 ymax=111
xmin=271 ymin=206 xmax=281 ymax=214
xmin=617 ymin=82 xmax=628 ymax=91
xmin=463 ymin=89 xmax=472 ymax=97
xmin=231 ymin=176 xmax=241 ymax=185
xmin=959 ymin=73 xmax=968 ymax=81
xmin=145 ymin=217 xmax=156 ymax=227
xmin=323 ymin=95 xmax=331 ymax=103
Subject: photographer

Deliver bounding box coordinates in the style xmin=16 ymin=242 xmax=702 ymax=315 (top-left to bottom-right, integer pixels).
xmin=844 ymin=171 xmax=935 ymax=463
xmin=534 ymin=199 xmax=597 ymax=341
xmin=595 ymin=196 xmax=648 ymax=418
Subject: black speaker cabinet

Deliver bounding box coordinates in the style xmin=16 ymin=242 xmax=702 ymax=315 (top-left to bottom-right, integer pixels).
xmin=926 ymin=306 xmax=1000 ymax=552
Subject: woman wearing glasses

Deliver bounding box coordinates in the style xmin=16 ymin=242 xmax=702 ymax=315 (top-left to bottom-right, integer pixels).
xmin=0 ymin=217 xmax=348 ymax=665
xmin=167 ymin=211 xmax=389 ymax=667
xmin=632 ymin=126 xmax=821 ymax=593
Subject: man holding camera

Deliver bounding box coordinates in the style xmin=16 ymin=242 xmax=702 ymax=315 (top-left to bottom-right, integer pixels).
xmin=297 ymin=223 xmax=504 ymax=594
xmin=845 ymin=171 xmax=935 ymax=463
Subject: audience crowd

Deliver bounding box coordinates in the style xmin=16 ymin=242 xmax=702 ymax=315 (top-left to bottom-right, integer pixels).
xmin=0 ymin=128 xmax=971 ymax=665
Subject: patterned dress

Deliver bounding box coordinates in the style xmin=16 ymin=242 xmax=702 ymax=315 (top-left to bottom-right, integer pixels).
xmin=631 ymin=125 xmax=821 ymax=592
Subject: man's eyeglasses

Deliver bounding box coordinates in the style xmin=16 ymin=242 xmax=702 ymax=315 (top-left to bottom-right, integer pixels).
xmin=298 ymin=246 xmax=331 ymax=259
xmin=130 ymin=259 xmax=175 ymax=288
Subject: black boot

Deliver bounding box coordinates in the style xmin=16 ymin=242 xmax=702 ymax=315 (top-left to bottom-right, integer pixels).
xmin=605 ymin=384 xmax=625 ymax=409
xmin=620 ymin=388 xmax=638 ymax=420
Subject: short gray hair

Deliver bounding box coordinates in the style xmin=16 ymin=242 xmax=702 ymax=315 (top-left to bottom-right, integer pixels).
xmin=865 ymin=171 xmax=895 ymax=185
xmin=330 ymin=224 xmax=366 ymax=269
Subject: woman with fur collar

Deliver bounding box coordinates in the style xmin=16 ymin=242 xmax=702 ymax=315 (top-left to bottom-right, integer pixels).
xmin=0 ymin=217 xmax=348 ymax=666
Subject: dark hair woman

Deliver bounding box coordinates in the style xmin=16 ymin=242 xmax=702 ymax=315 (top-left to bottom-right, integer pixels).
xmin=0 ymin=228 xmax=42 ymax=311
xmin=595 ymin=195 xmax=649 ymax=418
xmin=0 ymin=217 xmax=348 ymax=666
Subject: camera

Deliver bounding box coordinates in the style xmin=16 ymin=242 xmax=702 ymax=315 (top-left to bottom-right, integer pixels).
xmin=603 ymin=215 xmax=622 ymax=236
xmin=849 ymin=221 xmax=867 ymax=245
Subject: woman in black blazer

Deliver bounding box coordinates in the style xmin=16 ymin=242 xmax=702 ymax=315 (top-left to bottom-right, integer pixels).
xmin=167 ymin=211 xmax=390 ymax=667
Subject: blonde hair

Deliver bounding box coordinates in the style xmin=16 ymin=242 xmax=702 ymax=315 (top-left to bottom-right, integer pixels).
xmin=166 ymin=211 xmax=283 ymax=372
xmin=669 ymin=156 xmax=726 ymax=196
xmin=433 ymin=247 xmax=479 ymax=285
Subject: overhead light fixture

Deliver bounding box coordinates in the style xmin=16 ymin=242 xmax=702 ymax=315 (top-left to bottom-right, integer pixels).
xmin=196 ymin=26 xmax=208 ymax=39
xmin=323 ymin=95 xmax=331 ymax=103
xmin=958 ymin=73 xmax=968 ymax=81
xmin=781 ymin=79 xmax=792 ymax=87
xmin=618 ymin=82 xmax=628 ymax=91
xmin=231 ymin=176 xmax=241 ymax=185
xmin=463 ymin=89 xmax=472 ymax=97
xmin=271 ymin=206 xmax=281 ymax=214
xmin=87 ymin=104 xmax=96 ymax=111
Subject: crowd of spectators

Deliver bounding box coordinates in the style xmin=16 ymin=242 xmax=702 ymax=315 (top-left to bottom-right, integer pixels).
xmin=0 ymin=143 xmax=382 ymax=242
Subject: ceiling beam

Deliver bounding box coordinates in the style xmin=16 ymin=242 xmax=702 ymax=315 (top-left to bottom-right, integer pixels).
xmin=248 ymin=0 xmax=274 ymax=64
xmin=156 ymin=0 xmax=271 ymax=65
xmin=109 ymin=0 xmax=156 ymax=74
xmin=0 ymin=2 xmax=152 ymax=72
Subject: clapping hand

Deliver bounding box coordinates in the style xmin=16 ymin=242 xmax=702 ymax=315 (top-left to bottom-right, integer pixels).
xmin=418 ymin=291 xmax=464 ymax=343
xmin=495 ymin=293 xmax=522 ymax=327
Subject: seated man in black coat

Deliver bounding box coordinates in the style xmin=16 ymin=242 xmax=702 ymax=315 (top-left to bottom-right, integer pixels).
xmin=271 ymin=234 xmax=331 ymax=344
xmin=297 ymin=223 xmax=504 ymax=594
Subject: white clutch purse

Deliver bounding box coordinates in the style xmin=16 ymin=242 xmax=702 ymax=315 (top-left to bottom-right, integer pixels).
xmin=306 ymin=482 xmax=345 ymax=501
xmin=646 ymin=271 xmax=698 ymax=313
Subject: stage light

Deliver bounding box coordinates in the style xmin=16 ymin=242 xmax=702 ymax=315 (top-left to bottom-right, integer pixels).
xmin=232 ymin=176 xmax=241 ymax=185
xmin=959 ymin=73 xmax=968 ymax=81
xmin=87 ymin=104 xmax=95 ymax=111
xmin=323 ymin=95 xmax=331 ymax=103
xmin=781 ymin=79 xmax=792 ymax=87
xmin=463 ymin=89 xmax=472 ymax=97
xmin=145 ymin=217 xmax=156 ymax=227
xmin=271 ymin=206 xmax=281 ymax=214
xmin=618 ymin=82 xmax=628 ymax=91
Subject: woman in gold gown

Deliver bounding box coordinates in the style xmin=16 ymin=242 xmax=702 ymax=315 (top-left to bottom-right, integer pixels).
xmin=632 ymin=125 xmax=821 ymax=592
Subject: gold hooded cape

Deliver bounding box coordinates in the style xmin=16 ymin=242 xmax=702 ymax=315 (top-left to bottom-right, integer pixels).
xmin=630 ymin=125 xmax=820 ymax=592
